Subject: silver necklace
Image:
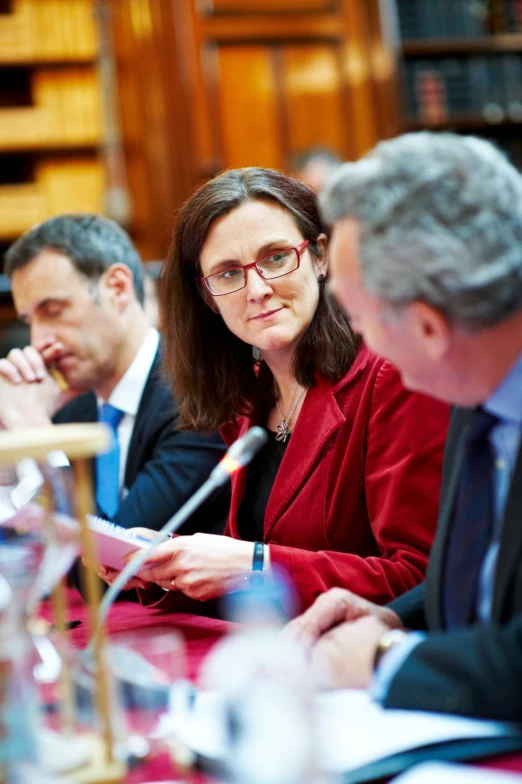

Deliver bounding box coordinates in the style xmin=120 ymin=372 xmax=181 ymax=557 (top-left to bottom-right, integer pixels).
xmin=275 ymin=386 xmax=306 ymax=443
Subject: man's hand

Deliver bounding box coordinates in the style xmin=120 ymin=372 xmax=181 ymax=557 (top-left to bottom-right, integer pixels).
xmin=0 ymin=346 xmax=48 ymax=384
xmin=311 ymin=615 xmax=392 ymax=690
xmin=284 ymin=587 xmax=403 ymax=650
xmin=0 ymin=348 xmax=63 ymax=428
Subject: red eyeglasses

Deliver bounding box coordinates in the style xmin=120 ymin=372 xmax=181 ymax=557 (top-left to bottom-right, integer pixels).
xmin=201 ymin=239 xmax=310 ymax=296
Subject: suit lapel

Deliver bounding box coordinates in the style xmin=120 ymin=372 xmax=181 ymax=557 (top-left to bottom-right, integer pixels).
xmin=124 ymin=350 xmax=165 ymax=487
xmin=491 ymin=437 xmax=522 ymax=620
xmin=425 ymin=407 xmax=474 ymax=630
xmin=264 ymin=373 xmax=346 ymax=538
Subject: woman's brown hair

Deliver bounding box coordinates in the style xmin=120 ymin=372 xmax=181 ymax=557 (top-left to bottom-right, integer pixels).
xmin=160 ymin=167 xmax=361 ymax=430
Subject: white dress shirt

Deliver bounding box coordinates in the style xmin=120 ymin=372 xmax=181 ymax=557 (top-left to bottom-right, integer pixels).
xmin=97 ymin=327 xmax=160 ymax=494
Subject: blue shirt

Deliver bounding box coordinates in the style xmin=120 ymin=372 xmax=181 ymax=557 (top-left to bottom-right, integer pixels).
xmin=372 ymin=353 xmax=522 ymax=701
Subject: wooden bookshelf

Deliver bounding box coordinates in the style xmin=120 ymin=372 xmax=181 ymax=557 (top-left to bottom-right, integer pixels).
xmin=403 ymin=34 xmax=522 ymax=56
xmin=395 ymin=0 xmax=522 ymax=169
xmin=0 ymin=0 xmax=105 ymax=248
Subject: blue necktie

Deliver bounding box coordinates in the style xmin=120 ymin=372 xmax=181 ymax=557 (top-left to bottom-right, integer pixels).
xmin=443 ymin=408 xmax=498 ymax=630
xmin=96 ymin=403 xmax=125 ymax=520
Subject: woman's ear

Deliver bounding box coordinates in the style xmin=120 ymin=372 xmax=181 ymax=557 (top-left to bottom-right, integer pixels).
xmin=201 ymin=287 xmax=220 ymax=314
xmin=315 ymin=233 xmax=329 ymax=280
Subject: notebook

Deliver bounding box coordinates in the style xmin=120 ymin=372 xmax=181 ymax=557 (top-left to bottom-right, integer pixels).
xmin=86 ymin=514 xmax=151 ymax=571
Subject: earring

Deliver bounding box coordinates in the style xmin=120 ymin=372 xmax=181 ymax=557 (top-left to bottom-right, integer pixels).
xmin=318 ymin=273 xmax=326 ymax=282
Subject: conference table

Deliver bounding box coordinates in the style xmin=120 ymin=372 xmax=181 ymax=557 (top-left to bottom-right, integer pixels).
xmin=38 ymin=590 xmax=522 ymax=783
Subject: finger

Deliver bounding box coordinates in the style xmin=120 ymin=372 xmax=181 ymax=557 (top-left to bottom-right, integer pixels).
xmin=0 ymin=358 xmax=23 ymax=384
xmin=41 ymin=342 xmax=65 ymax=365
xmin=140 ymin=538 xmax=178 ymax=564
xmin=22 ymin=346 xmax=48 ymax=381
xmin=139 ymin=562 xmax=178 ymax=583
xmin=284 ymin=589 xmax=359 ymax=649
xmin=6 ymin=348 xmax=40 ymax=382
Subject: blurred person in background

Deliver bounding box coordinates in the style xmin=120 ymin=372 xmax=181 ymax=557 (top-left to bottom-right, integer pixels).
xmin=286 ymin=132 xmax=522 ymax=721
xmin=99 ymin=167 xmax=449 ymax=615
xmin=293 ymin=148 xmax=342 ymax=194
xmin=143 ymin=261 xmax=163 ymax=329
xmin=0 ymin=214 xmax=228 ymax=534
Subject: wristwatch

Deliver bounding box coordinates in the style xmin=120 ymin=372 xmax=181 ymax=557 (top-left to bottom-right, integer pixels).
xmin=248 ymin=541 xmax=265 ymax=587
xmin=373 ymin=628 xmax=408 ymax=671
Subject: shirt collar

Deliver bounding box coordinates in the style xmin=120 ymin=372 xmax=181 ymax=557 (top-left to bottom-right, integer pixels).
xmin=483 ymin=352 xmax=522 ymax=425
xmin=98 ymin=328 xmax=160 ymax=417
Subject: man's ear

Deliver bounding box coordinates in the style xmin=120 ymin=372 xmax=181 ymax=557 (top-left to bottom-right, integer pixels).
xmin=408 ymin=301 xmax=452 ymax=359
xmin=102 ymin=264 xmax=135 ymax=309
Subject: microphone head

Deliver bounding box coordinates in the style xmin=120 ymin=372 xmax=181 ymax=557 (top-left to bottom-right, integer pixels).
xmin=227 ymin=426 xmax=268 ymax=468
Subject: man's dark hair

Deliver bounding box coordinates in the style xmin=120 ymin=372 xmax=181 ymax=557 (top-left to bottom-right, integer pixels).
xmin=4 ymin=213 xmax=145 ymax=304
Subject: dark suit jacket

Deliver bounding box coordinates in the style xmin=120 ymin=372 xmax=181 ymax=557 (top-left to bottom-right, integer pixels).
xmin=53 ymin=349 xmax=230 ymax=535
xmin=386 ymin=407 xmax=522 ymax=721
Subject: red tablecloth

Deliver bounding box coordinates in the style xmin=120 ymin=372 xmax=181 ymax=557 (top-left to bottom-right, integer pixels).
xmin=39 ymin=591 xmax=522 ymax=782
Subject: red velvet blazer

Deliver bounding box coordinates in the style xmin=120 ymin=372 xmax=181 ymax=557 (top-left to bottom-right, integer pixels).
xmin=220 ymin=346 xmax=449 ymax=611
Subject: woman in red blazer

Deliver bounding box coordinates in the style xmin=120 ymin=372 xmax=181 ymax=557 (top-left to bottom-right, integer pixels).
xmin=99 ymin=168 xmax=448 ymax=613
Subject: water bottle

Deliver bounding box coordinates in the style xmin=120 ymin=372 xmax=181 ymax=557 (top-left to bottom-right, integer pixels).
xmin=203 ymin=571 xmax=325 ymax=784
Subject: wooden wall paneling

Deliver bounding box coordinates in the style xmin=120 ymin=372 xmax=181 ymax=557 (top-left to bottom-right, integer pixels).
xmin=111 ymin=0 xmax=163 ymax=258
xmin=216 ymin=45 xmax=283 ymax=169
xmin=108 ymin=0 xmax=400 ymax=258
xmin=366 ymin=0 xmax=401 ymax=141
xmin=111 ymin=0 xmax=193 ymax=259
xmin=181 ymin=0 xmax=221 ymax=179
xmin=280 ymin=43 xmax=351 ymax=164
xmin=207 ymin=0 xmax=338 ymax=12
xmin=127 ymin=0 xmax=178 ymax=256
xmin=198 ymin=13 xmax=342 ymax=41
xmin=338 ymin=0 xmax=382 ymax=156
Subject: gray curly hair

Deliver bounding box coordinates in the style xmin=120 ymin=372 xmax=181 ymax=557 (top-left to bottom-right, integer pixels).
xmin=321 ymin=132 xmax=522 ymax=330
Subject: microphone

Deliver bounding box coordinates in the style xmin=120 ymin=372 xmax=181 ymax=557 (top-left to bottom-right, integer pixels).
xmin=89 ymin=427 xmax=267 ymax=652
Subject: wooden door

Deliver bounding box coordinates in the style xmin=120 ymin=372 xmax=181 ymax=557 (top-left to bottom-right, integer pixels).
xmin=109 ymin=0 xmax=399 ymax=258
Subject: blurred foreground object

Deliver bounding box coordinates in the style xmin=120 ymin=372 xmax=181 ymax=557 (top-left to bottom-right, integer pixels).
xmin=0 ymin=423 xmax=128 ymax=783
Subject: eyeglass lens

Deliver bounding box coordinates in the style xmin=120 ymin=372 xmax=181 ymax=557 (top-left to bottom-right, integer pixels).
xmin=206 ymin=248 xmax=299 ymax=295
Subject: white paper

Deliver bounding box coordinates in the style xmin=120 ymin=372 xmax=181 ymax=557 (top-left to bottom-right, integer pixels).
xmin=177 ymin=689 xmax=520 ymax=774
xmin=315 ymin=690 xmax=519 ymax=772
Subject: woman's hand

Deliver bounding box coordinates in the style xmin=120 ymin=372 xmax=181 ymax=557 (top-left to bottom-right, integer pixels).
xmin=137 ymin=533 xmax=254 ymax=601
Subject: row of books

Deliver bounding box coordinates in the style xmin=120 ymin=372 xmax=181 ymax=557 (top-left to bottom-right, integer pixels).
xmin=0 ymin=157 xmax=105 ymax=240
xmin=0 ymin=0 xmax=98 ymax=62
xmin=0 ymin=67 xmax=103 ymax=149
xmin=397 ymin=0 xmax=522 ymax=39
xmin=401 ymin=54 xmax=522 ymax=124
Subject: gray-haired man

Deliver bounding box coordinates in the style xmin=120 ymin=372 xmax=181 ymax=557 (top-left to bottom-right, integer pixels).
xmin=288 ymin=133 xmax=522 ymax=722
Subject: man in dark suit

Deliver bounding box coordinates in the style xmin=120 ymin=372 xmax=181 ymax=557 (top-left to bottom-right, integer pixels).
xmin=0 ymin=214 xmax=228 ymax=534
xmin=287 ymin=132 xmax=522 ymax=722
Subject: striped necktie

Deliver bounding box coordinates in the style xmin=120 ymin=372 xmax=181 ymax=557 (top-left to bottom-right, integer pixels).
xmin=96 ymin=403 xmax=125 ymax=520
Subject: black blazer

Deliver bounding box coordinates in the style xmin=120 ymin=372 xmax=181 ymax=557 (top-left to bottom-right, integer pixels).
xmin=53 ymin=349 xmax=230 ymax=535
xmin=386 ymin=407 xmax=522 ymax=721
